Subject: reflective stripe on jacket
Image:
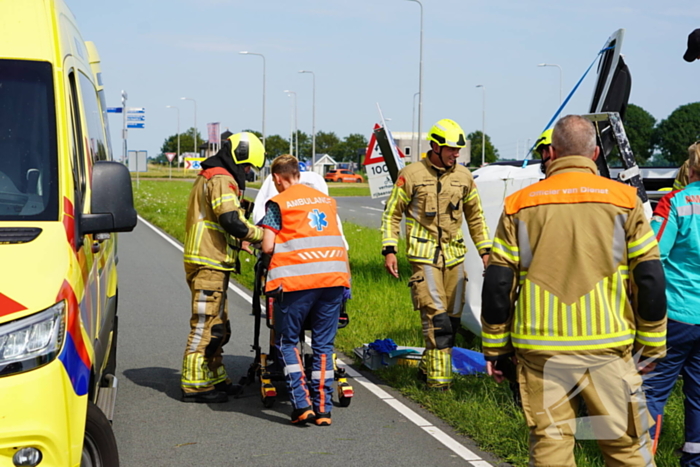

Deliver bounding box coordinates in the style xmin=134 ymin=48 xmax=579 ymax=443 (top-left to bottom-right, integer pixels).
xmin=381 ymin=156 xmax=491 ymax=266
xmin=265 ymin=184 xmax=350 ymax=293
xmin=482 ymin=156 xmax=665 ymax=358
xmin=184 ymin=167 xmax=262 ymax=271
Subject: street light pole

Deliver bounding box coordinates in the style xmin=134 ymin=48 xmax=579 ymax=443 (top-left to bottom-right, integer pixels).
xmin=406 ymin=0 xmax=423 ymax=162
xmin=537 ymin=63 xmax=563 ymax=105
xmin=284 ymin=90 xmax=297 ymax=157
xmin=180 ymin=97 xmax=197 ymax=156
xmin=476 ymin=84 xmax=485 ymax=166
xmin=411 ymin=91 xmax=420 ymax=159
xmin=240 ymin=51 xmax=266 ymax=145
xmin=299 ymin=70 xmax=316 ymax=170
xmin=166 ymin=105 xmax=180 ymax=179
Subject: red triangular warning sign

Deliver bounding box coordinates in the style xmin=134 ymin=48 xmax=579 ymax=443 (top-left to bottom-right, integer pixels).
xmin=363 ymin=123 xmax=406 ymax=166
xmin=0 ymin=292 xmax=27 ymax=317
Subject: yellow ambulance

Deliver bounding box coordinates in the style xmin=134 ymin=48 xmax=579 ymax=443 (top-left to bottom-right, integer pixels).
xmin=0 ymin=1 xmax=136 ymax=465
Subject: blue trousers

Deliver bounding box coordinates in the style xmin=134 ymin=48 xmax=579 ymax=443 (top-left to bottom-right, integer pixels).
xmin=645 ymin=319 xmax=700 ymax=466
xmin=275 ymin=286 xmax=343 ymax=413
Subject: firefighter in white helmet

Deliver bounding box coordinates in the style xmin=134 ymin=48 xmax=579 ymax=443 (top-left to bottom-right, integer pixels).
xmin=181 ymin=132 xmax=265 ymax=403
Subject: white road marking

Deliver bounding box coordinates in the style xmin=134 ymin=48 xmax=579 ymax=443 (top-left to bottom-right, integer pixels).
xmin=139 ymin=215 xmax=492 ymax=466
xmin=362 ymin=206 xmax=384 ymax=212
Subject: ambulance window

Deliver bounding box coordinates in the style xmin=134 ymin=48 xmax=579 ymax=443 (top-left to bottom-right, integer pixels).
xmin=68 ymin=72 xmax=86 ymax=208
xmin=78 ymin=72 xmax=108 ymax=162
xmin=0 ymin=59 xmax=58 ymax=221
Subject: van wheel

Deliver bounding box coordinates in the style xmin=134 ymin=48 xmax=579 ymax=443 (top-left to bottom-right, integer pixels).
xmin=81 ymin=402 xmax=119 ymax=467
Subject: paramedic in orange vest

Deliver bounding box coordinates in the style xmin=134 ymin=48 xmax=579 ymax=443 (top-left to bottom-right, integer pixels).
xmin=261 ymin=154 xmax=351 ymax=426
xmin=181 ymin=132 xmax=265 ymax=403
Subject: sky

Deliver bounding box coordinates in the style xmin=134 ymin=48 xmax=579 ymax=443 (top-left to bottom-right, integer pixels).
xmin=66 ymin=0 xmax=700 ymax=162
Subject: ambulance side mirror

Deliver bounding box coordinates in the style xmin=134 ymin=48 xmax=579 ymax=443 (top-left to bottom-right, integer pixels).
xmin=81 ymin=161 xmax=138 ymax=235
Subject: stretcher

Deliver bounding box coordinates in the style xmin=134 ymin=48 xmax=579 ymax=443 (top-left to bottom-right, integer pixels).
xmin=240 ymin=253 xmax=354 ymax=408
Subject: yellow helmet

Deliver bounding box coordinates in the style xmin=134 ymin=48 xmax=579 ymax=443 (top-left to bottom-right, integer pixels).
xmin=534 ymin=129 xmax=553 ymax=154
xmin=427 ymin=119 xmax=467 ymax=148
xmin=227 ymin=132 xmax=265 ymax=168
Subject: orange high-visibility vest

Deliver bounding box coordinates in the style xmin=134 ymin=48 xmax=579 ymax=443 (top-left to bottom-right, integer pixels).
xmin=265 ymin=183 xmax=350 ymax=293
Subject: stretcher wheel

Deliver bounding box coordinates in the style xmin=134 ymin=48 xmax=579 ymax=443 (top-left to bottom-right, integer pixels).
xmin=338 ymin=394 xmax=352 ymax=407
xmin=262 ymin=395 xmax=276 ymax=408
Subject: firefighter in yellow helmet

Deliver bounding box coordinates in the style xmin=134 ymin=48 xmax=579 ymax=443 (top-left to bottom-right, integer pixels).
xmin=381 ymin=118 xmax=492 ymax=390
xmin=181 ymin=132 xmax=265 ymax=403
xmin=534 ymin=128 xmax=554 ymax=175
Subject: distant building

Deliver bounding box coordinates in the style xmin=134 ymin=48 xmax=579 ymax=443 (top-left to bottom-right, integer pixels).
xmin=391 ymin=131 xmax=471 ymax=166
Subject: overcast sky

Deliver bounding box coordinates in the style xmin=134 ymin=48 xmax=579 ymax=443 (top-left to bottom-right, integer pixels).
xmin=67 ymin=0 xmax=699 ymax=161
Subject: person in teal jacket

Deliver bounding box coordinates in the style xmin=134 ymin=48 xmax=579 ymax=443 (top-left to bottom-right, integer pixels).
xmin=646 ymin=141 xmax=700 ymax=466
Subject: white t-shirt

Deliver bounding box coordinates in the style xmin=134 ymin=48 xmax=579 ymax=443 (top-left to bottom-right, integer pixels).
xmin=252 ymin=171 xmax=348 ymax=250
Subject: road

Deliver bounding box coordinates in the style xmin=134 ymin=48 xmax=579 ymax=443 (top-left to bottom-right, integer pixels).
xmin=112 ymin=219 xmax=500 ymax=466
xmin=246 ymin=187 xmax=386 ymax=230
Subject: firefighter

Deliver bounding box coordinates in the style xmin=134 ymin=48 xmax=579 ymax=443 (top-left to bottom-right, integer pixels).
xmin=645 ymin=141 xmax=700 ymax=466
xmin=534 ymin=128 xmax=554 ymax=174
xmin=381 ymin=118 xmax=492 ymax=390
xmin=481 ymin=115 xmax=667 ymax=466
xmin=260 ymin=154 xmax=350 ymax=426
xmin=181 ymin=132 xmax=265 ymax=403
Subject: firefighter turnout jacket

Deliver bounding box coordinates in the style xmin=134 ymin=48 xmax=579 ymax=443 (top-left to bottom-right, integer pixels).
xmin=265 ymin=183 xmax=350 ymax=293
xmin=184 ymin=167 xmax=263 ymax=272
xmin=482 ymin=156 xmax=667 ymax=360
xmin=381 ymin=156 xmax=492 ymax=266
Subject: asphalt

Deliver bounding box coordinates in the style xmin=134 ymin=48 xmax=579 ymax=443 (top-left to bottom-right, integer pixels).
xmin=111 ymin=220 xmax=501 ymax=466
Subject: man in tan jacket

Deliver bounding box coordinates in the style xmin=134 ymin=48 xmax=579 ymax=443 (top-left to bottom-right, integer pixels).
xmin=181 ymin=132 xmax=264 ymax=403
xmin=481 ymin=115 xmax=667 ymax=465
xmin=382 ymin=118 xmax=491 ymax=390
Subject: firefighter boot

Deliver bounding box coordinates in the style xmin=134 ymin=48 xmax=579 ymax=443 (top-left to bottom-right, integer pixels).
xmin=424 ymin=348 xmax=453 ymax=390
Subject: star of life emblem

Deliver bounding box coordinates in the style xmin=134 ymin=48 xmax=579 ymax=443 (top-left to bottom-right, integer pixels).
xmin=308 ymin=209 xmax=328 ymax=232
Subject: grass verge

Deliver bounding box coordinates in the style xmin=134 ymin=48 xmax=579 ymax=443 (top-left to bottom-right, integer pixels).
xmin=132 ymin=179 xmax=684 ymax=467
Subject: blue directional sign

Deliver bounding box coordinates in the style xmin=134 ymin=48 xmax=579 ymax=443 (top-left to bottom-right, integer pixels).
xmin=107 ymin=107 xmax=123 ymax=113
xmin=126 ymin=107 xmax=145 ymax=129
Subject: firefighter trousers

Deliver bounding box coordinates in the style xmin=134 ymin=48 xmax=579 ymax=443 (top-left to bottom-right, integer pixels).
xmin=409 ymin=256 xmax=467 ymax=387
xmin=517 ymin=351 xmax=655 ymax=467
xmin=181 ymin=267 xmax=232 ymax=394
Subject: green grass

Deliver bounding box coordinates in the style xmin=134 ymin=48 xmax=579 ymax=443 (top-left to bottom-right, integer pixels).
xmin=132 ymin=179 xmax=686 ymax=467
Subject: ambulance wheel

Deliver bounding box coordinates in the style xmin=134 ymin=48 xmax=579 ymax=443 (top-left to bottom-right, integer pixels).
xmin=262 ymin=395 xmax=276 ymax=408
xmin=338 ymin=394 xmax=352 ymax=408
xmin=81 ymin=402 xmax=119 ymax=467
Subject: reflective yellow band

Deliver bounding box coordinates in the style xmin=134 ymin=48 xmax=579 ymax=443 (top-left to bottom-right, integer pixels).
xmin=493 ymin=238 xmax=519 ymax=262
xmin=512 ymin=330 xmax=634 ymax=350
xmin=212 ymin=194 xmax=237 ymax=210
xmin=628 ymin=231 xmax=658 ymax=259
xmin=482 ymin=332 xmax=510 ymax=347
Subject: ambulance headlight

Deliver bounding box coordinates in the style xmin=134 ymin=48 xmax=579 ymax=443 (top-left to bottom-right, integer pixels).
xmin=13 ymin=447 xmax=42 ymax=466
xmin=0 ymin=301 xmax=65 ymax=376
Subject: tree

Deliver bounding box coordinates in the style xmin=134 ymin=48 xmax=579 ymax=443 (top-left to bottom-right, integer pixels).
xmin=160 ymin=127 xmax=202 ymax=165
xmin=262 ymin=134 xmax=290 ymax=159
xmin=294 ymin=130 xmax=312 ymax=162
xmin=623 ymin=104 xmax=656 ymax=163
xmin=466 ymin=131 xmax=499 ymax=165
xmin=315 ymin=131 xmax=340 ymax=156
xmin=334 ymin=133 xmax=368 ymax=163
xmin=655 ymin=102 xmax=700 ymax=165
